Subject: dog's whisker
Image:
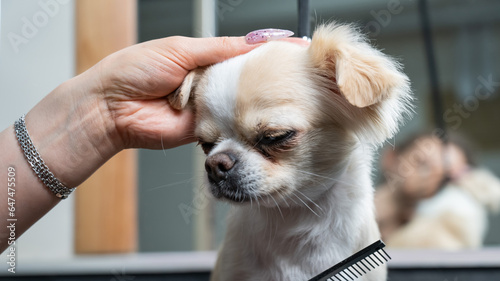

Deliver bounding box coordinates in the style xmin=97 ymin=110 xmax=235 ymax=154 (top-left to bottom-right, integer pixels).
xmin=295 ymin=189 xmax=324 ymax=212
xmin=147 ymin=177 xmax=194 ymax=191
xmin=247 ymin=137 xmax=263 ymax=154
xmin=296 ymin=170 xmax=358 ymax=189
xmin=296 ymin=171 xmax=331 ymax=190
xmin=160 ymin=133 xmax=168 ymax=158
xmin=285 ymin=192 xmax=299 ymax=206
xmin=173 ymin=131 xmax=196 ymax=143
xmin=269 ymin=195 xmax=285 ymax=220
xmin=305 ymin=176 xmax=330 ymax=189
xmin=276 ymin=191 xmax=291 ymax=208
xmin=385 ymin=137 xmax=396 ymax=149
xmin=253 ymin=194 xmax=260 ymax=210
xmin=180 ymin=136 xmax=195 ymax=142
xmin=256 ymin=194 xmax=262 ymax=211
xmin=294 ymin=170 xmax=332 ymax=189
xmin=292 ymin=192 xmax=320 ymax=217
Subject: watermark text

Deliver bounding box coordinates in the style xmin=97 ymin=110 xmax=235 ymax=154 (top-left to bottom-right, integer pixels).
xmin=6 ymin=167 xmax=17 ymax=274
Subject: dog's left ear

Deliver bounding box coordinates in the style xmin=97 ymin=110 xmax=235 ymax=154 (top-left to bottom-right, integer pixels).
xmin=309 ymin=23 xmax=409 ymax=108
xmin=309 ymin=23 xmax=412 ymax=144
xmin=168 ymin=68 xmax=204 ymax=110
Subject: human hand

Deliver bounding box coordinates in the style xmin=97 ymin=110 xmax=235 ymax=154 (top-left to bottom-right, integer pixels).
xmin=83 ymin=36 xmax=259 ymax=151
xmin=0 ymin=31 xmax=304 ymax=245
xmin=23 ymin=31 xmax=305 ymax=187
xmin=5 ymin=38 xmax=259 ymax=247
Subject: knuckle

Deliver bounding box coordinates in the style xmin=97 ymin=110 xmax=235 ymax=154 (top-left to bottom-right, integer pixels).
xmin=218 ymin=36 xmax=233 ymax=51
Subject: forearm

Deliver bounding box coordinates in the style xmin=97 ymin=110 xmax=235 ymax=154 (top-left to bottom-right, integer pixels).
xmin=0 ymin=69 xmax=121 ymax=252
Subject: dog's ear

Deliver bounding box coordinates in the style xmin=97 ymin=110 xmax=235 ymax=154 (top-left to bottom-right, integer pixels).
xmin=308 ymin=23 xmax=413 ymax=144
xmin=168 ymin=68 xmax=204 ymax=110
xmin=309 ymin=23 xmax=409 ymax=108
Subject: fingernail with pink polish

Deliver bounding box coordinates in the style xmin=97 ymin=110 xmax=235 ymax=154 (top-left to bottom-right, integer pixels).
xmin=245 ymin=29 xmax=294 ymax=44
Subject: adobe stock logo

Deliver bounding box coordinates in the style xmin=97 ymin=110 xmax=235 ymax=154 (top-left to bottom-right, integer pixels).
xmin=444 ymin=75 xmax=500 ymax=130
xmin=7 ymin=0 xmax=70 ymax=54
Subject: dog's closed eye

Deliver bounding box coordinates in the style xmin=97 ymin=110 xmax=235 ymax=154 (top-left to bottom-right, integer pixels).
xmin=258 ymin=130 xmax=296 ymax=146
xmin=256 ymin=130 xmax=297 ymax=156
xmin=198 ymin=140 xmax=215 ymax=155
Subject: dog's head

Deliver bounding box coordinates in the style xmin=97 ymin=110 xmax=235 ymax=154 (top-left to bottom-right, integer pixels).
xmin=169 ymin=23 xmax=412 ymax=206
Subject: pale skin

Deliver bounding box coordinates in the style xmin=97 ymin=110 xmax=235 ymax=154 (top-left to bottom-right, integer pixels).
xmin=0 ymin=34 xmax=309 ymax=252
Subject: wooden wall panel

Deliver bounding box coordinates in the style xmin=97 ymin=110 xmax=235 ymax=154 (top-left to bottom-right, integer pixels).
xmin=75 ymin=0 xmax=137 ymax=254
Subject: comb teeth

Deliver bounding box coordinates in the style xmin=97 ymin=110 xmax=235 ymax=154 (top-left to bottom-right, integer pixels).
xmin=308 ymin=240 xmax=391 ymax=281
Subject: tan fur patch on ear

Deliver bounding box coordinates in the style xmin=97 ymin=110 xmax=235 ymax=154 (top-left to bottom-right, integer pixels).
xmin=168 ymin=69 xmax=203 ymax=110
xmin=336 ymin=48 xmax=397 ymax=107
xmin=309 ymin=23 xmax=408 ymax=108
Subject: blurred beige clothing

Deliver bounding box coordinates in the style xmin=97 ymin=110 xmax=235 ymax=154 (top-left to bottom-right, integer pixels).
xmin=376 ymin=168 xmax=500 ymax=249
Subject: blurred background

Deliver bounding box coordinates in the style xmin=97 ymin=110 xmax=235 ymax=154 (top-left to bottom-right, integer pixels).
xmin=1 ymin=0 xmax=499 ymax=280
xmin=138 ymin=0 xmax=500 ymax=251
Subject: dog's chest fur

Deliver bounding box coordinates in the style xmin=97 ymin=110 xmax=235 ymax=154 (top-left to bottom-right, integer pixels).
xmin=212 ymin=149 xmax=385 ymax=281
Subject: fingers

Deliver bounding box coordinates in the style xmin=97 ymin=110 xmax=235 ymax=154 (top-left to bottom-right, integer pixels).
xmin=187 ymin=36 xmax=310 ymax=67
xmin=187 ymin=35 xmax=310 ymax=67
xmin=185 ymin=36 xmax=259 ymax=68
xmin=156 ymin=35 xmax=310 ymax=72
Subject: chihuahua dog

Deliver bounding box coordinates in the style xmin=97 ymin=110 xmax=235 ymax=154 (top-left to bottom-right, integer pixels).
xmin=169 ymin=23 xmax=412 ymax=281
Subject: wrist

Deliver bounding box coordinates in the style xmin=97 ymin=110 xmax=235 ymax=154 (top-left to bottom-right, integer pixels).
xmin=25 ymin=70 xmax=123 ymax=187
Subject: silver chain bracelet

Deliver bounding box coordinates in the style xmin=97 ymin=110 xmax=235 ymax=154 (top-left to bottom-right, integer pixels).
xmin=14 ymin=114 xmax=75 ymax=199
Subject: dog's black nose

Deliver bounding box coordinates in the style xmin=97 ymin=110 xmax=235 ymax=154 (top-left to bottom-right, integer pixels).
xmin=205 ymin=152 xmax=237 ymax=183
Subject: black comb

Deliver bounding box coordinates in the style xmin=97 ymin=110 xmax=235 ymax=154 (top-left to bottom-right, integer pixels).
xmin=308 ymin=240 xmax=391 ymax=281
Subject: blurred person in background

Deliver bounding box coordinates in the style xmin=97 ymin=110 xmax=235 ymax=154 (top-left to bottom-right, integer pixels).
xmin=375 ymin=133 xmax=500 ymax=249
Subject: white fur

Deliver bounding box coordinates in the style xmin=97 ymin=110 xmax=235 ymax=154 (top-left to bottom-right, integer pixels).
xmin=202 ymin=54 xmax=249 ymax=132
